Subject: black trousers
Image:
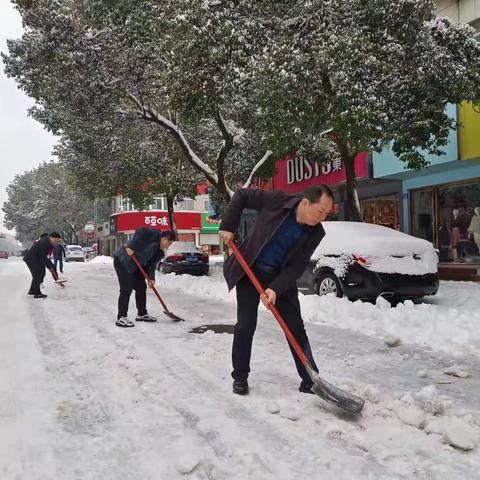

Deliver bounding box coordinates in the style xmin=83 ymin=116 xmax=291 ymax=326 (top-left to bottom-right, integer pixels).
xmin=114 ymin=257 xmax=148 ymax=320
xmin=232 ymin=264 xmax=319 ymax=384
xmin=25 ymin=260 xmax=46 ymax=295
xmin=54 ymin=257 xmax=63 ymax=273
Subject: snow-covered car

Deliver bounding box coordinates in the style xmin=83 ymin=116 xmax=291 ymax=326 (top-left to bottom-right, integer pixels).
xmin=0 ymin=250 xmax=8 ymax=259
xmin=297 ymin=222 xmax=439 ymax=302
xmin=157 ymin=241 xmax=209 ymax=276
xmin=65 ymin=245 xmax=85 ymax=262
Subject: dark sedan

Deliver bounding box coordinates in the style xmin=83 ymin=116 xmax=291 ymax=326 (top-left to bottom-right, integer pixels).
xmin=157 ymin=241 xmax=209 ymax=276
xmin=297 ymin=222 xmax=439 ymax=303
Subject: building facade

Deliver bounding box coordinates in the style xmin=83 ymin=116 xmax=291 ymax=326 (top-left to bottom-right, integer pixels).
xmin=96 ymin=193 xmax=220 ymax=256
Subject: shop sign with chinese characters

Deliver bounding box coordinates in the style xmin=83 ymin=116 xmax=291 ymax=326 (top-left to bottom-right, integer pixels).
xmin=272 ymin=151 xmax=368 ymax=193
xmin=113 ymin=211 xmax=201 ymax=233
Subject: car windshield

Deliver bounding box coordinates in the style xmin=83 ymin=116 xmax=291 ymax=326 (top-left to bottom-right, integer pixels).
xmin=69 ymin=247 xmax=83 ymax=252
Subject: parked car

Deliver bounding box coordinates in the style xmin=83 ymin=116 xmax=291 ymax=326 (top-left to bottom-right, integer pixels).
xmin=297 ymin=222 xmax=439 ymax=302
xmin=65 ymin=245 xmax=85 ymax=262
xmin=0 ymin=250 xmax=8 ymax=259
xmin=157 ymin=241 xmax=209 ymax=276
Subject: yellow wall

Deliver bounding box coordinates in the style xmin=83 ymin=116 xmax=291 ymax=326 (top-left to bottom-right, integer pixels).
xmin=459 ymin=102 xmax=480 ymax=160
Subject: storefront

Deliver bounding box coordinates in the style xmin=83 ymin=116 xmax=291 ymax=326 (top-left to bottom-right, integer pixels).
xmin=411 ymin=179 xmax=480 ymax=263
xmin=110 ymin=210 xmax=202 ymax=248
xmin=199 ymin=213 xmax=221 ymax=254
xmin=373 ymin=103 xmax=480 ymax=278
xmin=270 ymin=150 xmax=403 ymax=228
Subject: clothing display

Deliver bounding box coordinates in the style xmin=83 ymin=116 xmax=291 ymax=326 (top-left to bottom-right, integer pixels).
xmin=468 ymin=208 xmax=480 ymax=249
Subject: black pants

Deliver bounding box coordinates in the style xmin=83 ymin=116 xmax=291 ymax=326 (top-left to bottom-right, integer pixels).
xmin=25 ymin=260 xmax=46 ymax=295
xmin=54 ymin=257 xmax=63 ymax=273
xmin=232 ymin=264 xmax=319 ymax=384
xmin=114 ymin=257 xmax=148 ymax=320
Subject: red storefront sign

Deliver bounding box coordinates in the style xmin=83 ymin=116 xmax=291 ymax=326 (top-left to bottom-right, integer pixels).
xmin=114 ymin=211 xmax=201 ymax=233
xmin=272 ymin=151 xmax=368 ymax=193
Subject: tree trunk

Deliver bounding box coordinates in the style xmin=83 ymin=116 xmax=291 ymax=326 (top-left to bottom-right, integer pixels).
xmin=344 ymin=154 xmax=362 ymax=222
xmin=333 ymin=136 xmax=362 ymax=222
xmin=166 ymin=195 xmax=177 ymax=233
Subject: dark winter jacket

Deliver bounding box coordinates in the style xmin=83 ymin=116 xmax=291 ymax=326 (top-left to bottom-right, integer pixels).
xmin=53 ymin=243 xmax=66 ymax=260
xmin=113 ymin=226 xmax=165 ymax=279
xmin=220 ymin=189 xmax=326 ymax=299
xmin=23 ymin=237 xmax=55 ymax=270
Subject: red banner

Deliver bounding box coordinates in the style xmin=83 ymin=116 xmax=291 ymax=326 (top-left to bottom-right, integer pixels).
xmin=272 ymin=151 xmax=368 ymax=193
xmin=114 ymin=211 xmax=201 ymax=233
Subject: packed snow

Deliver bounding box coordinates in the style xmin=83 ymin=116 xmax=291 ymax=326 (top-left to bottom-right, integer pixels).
xmin=1 ymin=257 xmax=480 ymax=479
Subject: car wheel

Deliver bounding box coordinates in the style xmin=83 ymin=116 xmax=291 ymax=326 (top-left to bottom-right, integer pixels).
xmin=315 ymin=271 xmax=343 ymax=298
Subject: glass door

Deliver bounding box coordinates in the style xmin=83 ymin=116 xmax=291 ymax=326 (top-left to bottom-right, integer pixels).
xmin=411 ymin=189 xmax=434 ymax=244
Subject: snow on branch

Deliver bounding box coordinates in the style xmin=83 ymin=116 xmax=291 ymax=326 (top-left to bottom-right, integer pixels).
xmin=242 ymin=150 xmax=272 ymax=189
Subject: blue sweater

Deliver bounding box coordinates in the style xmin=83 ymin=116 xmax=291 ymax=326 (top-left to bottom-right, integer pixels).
xmin=256 ymin=208 xmax=306 ymax=269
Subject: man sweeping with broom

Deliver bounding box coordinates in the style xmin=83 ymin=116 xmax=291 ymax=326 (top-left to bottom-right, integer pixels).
xmin=219 ymin=185 xmax=334 ymax=396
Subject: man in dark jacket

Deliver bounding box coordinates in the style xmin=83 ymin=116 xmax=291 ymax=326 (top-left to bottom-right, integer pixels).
xmin=219 ymin=185 xmax=334 ymax=395
xmin=54 ymin=243 xmax=66 ymax=273
xmin=113 ymin=227 xmax=175 ymax=328
xmin=24 ymin=232 xmax=62 ymax=298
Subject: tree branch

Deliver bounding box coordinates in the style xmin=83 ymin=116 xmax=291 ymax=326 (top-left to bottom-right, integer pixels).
xmin=242 ymin=150 xmax=273 ymax=189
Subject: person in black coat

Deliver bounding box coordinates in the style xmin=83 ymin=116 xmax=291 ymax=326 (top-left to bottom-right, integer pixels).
xmin=113 ymin=227 xmax=175 ymax=328
xmin=23 ymin=232 xmax=62 ymax=298
xmin=219 ymin=185 xmax=334 ymax=395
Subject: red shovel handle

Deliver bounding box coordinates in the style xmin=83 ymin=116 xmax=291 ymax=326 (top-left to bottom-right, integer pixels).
xmin=130 ymin=252 xmax=170 ymax=312
xmin=229 ymin=240 xmax=310 ymax=368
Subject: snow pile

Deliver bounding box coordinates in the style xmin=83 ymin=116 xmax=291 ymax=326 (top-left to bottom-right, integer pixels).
xmin=314 ymin=254 xmax=352 ymax=278
xmin=374 ymin=386 xmax=480 ymax=452
xmin=153 ymin=267 xmax=480 ymax=356
xmin=88 ymin=255 xmax=113 ymax=264
xmin=301 ymin=284 xmax=480 ymax=355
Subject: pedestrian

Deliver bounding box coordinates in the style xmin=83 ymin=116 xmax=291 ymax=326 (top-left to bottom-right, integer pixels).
xmin=53 ymin=242 xmax=66 ymax=273
xmin=23 ymin=232 xmax=63 ymax=298
xmin=113 ymin=227 xmax=175 ymax=328
xmin=219 ymin=185 xmax=334 ymax=395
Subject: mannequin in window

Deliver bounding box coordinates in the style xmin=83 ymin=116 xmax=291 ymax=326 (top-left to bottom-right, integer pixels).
xmin=468 ymin=207 xmax=480 ymax=253
xmin=449 ymin=208 xmax=461 ymax=262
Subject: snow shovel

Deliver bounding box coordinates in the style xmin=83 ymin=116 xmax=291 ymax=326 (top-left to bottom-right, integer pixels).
xmin=229 ymin=240 xmax=365 ymax=415
xmin=130 ymin=253 xmax=184 ymax=322
xmin=49 ymin=267 xmax=66 ymax=288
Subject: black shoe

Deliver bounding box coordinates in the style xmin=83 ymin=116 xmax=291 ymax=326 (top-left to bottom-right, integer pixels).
xmin=33 ymin=293 xmax=47 ymax=299
xmin=135 ymin=314 xmax=157 ymax=322
xmin=299 ymin=380 xmax=315 ymax=394
xmin=27 ymin=291 xmax=35 ymax=295
xmin=232 ymin=379 xmax=249 ymax=395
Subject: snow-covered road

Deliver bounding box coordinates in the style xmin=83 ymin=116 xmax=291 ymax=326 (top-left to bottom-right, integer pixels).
xmin=1 ymin=257 xmax=479 ymax=479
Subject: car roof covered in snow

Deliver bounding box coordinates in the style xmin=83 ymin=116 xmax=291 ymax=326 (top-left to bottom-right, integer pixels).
xmin=165 ymin=241 xmax=203 ymax=255
xmin=312 ymin=221 xmax=435 ymax=259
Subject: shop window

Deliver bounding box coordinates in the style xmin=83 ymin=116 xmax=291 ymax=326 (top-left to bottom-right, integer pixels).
xmin=176 ymin=198 xmax=195 ymax=211
xmin=154 ymin=197 xmax=167 ymax=210
xmin=438 ymin=183 xmax=480 ymax=263
xmin=360 ymin=196 xmax=400 ymax=230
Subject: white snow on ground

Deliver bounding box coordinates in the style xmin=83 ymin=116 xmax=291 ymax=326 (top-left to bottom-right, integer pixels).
xmin=1 ymin=257 xmax=480 ymax=479
xmin=154 ymin=266 xmax=480 ymax=357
